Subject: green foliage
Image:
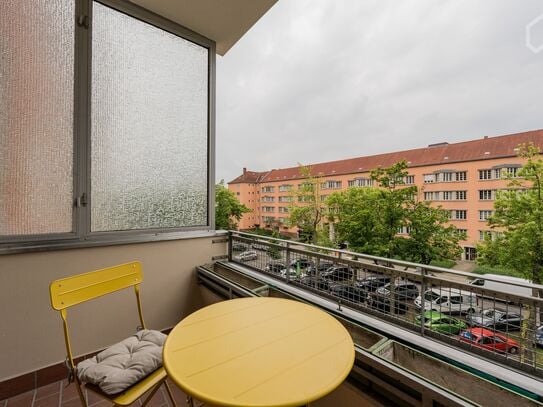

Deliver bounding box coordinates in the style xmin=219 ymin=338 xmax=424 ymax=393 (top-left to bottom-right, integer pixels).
xmin=267 ymin=230 xmax=282 ymax=259
xmin=287 ymin=165 xmax=327 ymax=244
xmin=326 ymin=160 xmax=462 ymax=264
xmin=400 ymin=201 xmax=463 ymax=265
xmin=476 ymin=143 xmax=543 ymax=284
xmin=429 ymin=259 xmax=457 ymax=269
xmin=215 ymin=180 xmax=251 ymax=230
xmin=472 ymin=264 xmax=524 ymax=279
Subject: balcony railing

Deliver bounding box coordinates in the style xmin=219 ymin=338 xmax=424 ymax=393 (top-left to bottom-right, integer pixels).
xmin=226 ymin=231 xmax=543 ymax=377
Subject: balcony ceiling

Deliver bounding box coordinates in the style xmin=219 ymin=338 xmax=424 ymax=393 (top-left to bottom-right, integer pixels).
xmin=129 ymin=0 xmax=278 ymax=55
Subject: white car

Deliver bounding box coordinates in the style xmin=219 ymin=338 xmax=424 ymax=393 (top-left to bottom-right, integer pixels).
xmin=234 ymin=250 xmax=258 ymax=262
xmin=414 ymin=287 xmax=478 ymax=314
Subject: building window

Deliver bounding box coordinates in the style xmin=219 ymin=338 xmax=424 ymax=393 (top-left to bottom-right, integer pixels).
xmin=455 ymin=191 xmax=467 ymax=200
xmin=348 ymin=178 xmax=373 ymax=187
xmin=479 ymin=230 xmax=496 ymax=241
xmin=0 ymin=1 xmax=214 ymax=249
xmin=278 ymin=207 xmax=289 ymax=213
xmin=506 ymin=167 xmax=519 ymax=177
xmin=298 ymin=182 xmax=314 ymax=191
xmin=424 ymin=192 xmax=435 ymax=201
xmin=455 ymin=171 xmax=467 ymax=181
xmin=262 ymin=216 xmax=275 ymax=223
xmin=479 ymin=210 xmax=493 ymax=221
xmin=479 ymin=190 xmax=494 ymax=200
xmin=397 ymin=226 xmax=411 ymax=234
xmin=450 ymin=210 xmax=467 ymax=220
xmin=404 ymin=175 xmax=415 ymax=185
xmin=278 ymin=184 xmax=292 ymax=192
xmin=442 ymin=191 xmax=453 ymax=201
xmin=298 ymin=196 xmax=312 ymax=202
xmin=479 ymin=170 xmax=492 ymax=180
xmin=262 ymin=206 xmax=275 ymax=212
xmin=278 ymin=196 xmax=293 ymax=203
xmin=457 ymin=228 xmax=467 ymax=237
xmin=262 ymin=186 xmax=275 ymax=193
xmin=423 ymin=174 xmax=435 ymax=183
xmin=441 ymin=172 xmax=453 ymax=182
xmin=320 ymin=195 xmax=328 ymax=202
xmin=262 ymin=196 xmax=275 ymax=203
xmin=322 ymin=180 xmax=342 ymax=189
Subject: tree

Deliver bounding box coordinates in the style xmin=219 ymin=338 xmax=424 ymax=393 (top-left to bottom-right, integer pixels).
xmin=327 ymin=160 xmax=462 ymax=264
xmin=400 ymin=201 xmax=463 ymax=265
xmin=477 ymin=143 xmax=543 ymax=363
xmin=287 ymin=166 xmax=327 ymax=244
xmin=477 ymin=144 xmax=543 ymax=285
xmin=215 ymin=180 xmax=251 ymax=230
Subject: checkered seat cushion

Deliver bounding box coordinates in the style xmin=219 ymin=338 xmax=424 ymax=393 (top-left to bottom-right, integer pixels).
xmin=76 ymin=330 xmax=167 ymax=395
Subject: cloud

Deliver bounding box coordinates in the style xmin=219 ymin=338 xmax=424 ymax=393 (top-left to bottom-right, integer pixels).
xmin=216 ymin=0 xmax=543 ymax=183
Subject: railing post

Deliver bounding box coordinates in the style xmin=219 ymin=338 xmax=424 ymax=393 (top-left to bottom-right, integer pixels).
xmin=418 ymin=266 xmax=425 ymax=336
xmin=227 ymin=231 xmax=233 ymax=262
xmin=285 ymin=241 xmax=291 ymax=283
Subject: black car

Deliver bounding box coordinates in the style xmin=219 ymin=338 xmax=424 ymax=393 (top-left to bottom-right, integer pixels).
xmin=297 ymin=276 xmax=330 ymax=291
xmin=357 ymin=276 xmax=391 ymax=293
xmin=321 ymin=266 xmax=354 ymax=282
xmin=289 ymin=258 xmax=314 ymax=270
xmin=265 ymin=261 xmax=287 ymax=274
xmin=368 ymin=292 xmax=408 ymax=314
xmin=329 ymin=283 xmax=366 ymax=303
xmin=306 ymin=261 xmax=335 ymax=276
xmin=375 ymin=282 xmax=419 ymax=301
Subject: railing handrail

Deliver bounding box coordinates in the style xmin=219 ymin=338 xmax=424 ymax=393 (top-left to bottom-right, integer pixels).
xmin=230 ymin=230 xmax=543 ymax=292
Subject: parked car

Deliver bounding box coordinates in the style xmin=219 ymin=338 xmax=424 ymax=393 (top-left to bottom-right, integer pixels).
xmin=356 ymin=275 xmax=391 ymax=293
xmin=536 ymin=326 xmax=543 ymax=347
xmin=375 ymin=282 xmax=419 ymax=301
xmin=414 ymin=288 xmax=478 ymax=314
xmin=329 ymin=283 xmax=367 ymax=304
xmin=233 ymin=250 xmax=258 ymax=262
xmin=414 ymin=311 xmax=467 ymax=335
xmin=265 ymin=261 xmax=287 ymax=274
xmin=458 ymin=328 xmax=519 ymax=354
xmin=251 ymin=242 xmax=270 ymax=251
xmin=280 ymin=267 xmax=305 ymax=280
xmin=468 ymin=274 xmax=532 ymax=298
xmin=306 ymin=261 xmax=335 ymax=276
xmin=289 ymin=258 xmax=314 ymax=270
xmin=297 ymin=276 xmax=330 ymax=291
xmin=367 ymin=292 xmax=408 ymax=314
xmin=467 ymin=309 xmax=523 ymax=331
xmin=321 ymin=266 xmax=354 ymax=282
xmin=231 ymin=241 xmax=248 ymax=252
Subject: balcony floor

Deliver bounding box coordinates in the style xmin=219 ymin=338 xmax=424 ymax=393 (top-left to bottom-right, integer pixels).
xmin=1 ymin=376 xmax=385 ymax=407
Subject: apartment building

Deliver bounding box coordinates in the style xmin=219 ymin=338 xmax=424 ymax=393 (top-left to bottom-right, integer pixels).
xmin=228 ymin=129 xmax=543 ymax=260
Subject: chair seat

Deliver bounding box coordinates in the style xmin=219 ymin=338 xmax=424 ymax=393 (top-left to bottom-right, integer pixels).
xmin=85 ymin=367 xmax=168 ymax=406
xmin=77 ymin=330 xmax=167 ymax=396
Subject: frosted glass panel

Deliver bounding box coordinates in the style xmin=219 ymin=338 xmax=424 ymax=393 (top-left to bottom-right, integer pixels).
xmin=91 ymin=3 xmax=209 ymax=232
xmin=0 ymin=0 xmax=74 ymax=235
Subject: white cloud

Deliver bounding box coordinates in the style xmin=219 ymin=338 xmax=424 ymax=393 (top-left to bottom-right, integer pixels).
xmin=216 ymin=0 xmax=543 ymax=183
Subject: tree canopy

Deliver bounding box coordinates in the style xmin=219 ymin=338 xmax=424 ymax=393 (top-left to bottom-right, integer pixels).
xmin=477 ymin=143 xmax=543 ymax=285
xmin=215 ymin=180 xmax=251 ymax=230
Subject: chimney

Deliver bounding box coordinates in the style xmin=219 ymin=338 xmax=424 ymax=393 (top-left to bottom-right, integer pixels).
xmin=243 ymin=167 xmax=247 ymax=175
xmin=484 ymin=136 xmax=489 ymax=139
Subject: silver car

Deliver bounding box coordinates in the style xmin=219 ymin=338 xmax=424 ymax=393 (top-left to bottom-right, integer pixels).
xmin=234 ymin=250 xmax=258 ymax=262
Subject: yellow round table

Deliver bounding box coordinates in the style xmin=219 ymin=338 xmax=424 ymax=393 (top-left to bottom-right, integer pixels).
xmin=163 ymin=297 xmax=355 ymax=407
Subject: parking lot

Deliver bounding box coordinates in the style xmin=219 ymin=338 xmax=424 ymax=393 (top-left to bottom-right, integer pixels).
xmin=232 ymin=243 xmax=543 ymax=367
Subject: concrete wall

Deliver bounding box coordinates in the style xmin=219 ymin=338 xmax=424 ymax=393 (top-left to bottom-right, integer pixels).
xmin=0 ymin=235 xmax=227 ymax=381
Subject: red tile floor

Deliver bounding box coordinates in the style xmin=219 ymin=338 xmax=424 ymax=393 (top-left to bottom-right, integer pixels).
xmin=0 ymin=379 xmax=190 ymax=407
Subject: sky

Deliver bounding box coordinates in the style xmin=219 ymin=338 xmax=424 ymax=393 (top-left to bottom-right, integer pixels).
xmin=216 ymin=0 xmax=543 ymax=184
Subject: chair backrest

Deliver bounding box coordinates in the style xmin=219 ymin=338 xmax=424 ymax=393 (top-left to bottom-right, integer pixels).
xmin=50 ymin=261 xmax=143 ymax=310
xmin=49 ymin=261 xmax=146 ymax=369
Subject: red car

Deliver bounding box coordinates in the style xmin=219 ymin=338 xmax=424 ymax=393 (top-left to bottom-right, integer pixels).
xmin=458 ymin=328 xmax=519 ymax=354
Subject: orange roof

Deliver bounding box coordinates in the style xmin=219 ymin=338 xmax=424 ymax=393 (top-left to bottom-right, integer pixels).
xmin=229 ymin=129 xmax=543 ymax=184
xmin=229 ymin=170 xmax=270 ymax=184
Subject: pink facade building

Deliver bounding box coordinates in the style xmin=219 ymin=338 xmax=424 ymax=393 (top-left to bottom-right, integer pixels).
xmin=228 ymin=129 xmax=543 ymax=260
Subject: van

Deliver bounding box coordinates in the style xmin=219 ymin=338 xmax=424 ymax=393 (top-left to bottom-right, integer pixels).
xmin=468 ymin=274 xmax=533 ymax=298
xmin=414 ymin=288 xmax=478 ymax=314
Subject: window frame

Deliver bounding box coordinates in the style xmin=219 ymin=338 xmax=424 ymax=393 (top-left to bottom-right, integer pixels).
xmin=0 ymin=0 xmax=217 ymax=254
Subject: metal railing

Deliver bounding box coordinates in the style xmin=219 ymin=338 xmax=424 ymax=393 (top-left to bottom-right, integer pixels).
xmin=227 ymin=230 xmax=543 ymax=376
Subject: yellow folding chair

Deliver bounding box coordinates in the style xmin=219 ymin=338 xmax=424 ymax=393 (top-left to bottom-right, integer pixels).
xmin=49 ymin=261 xmax=177 ymax=406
